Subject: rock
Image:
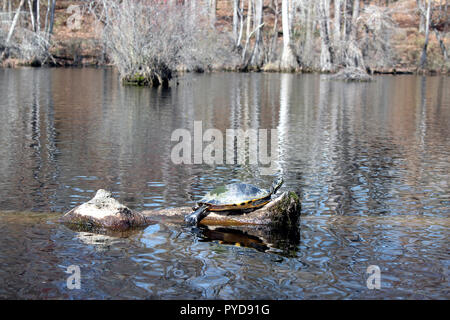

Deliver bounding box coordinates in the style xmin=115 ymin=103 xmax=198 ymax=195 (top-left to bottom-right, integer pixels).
xmin=61 ymin=189 xmax=151 ymax=231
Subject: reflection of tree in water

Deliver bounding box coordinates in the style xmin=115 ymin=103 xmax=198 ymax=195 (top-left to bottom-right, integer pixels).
xmin=0 ymin=69 xmax=61 ymax=211
xmin=318 ymin=80 xmax=401 ymax=216
xmin=1 ymin=70 xmax=448 ymax=218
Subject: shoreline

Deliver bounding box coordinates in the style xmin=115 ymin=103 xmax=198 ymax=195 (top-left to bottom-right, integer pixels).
xmin=1 ymin=61 xmax=447 ymax=76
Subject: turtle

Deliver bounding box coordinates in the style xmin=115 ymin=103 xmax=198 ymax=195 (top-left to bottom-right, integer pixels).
xmin=184 ymin=177 xmax=283 ymax=226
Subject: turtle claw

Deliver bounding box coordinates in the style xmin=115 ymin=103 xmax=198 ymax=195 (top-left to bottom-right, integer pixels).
xmin=184 ymin=213 xmax=199 ymax=226
xmin=185 ymin=206 xmax=208 ymax=226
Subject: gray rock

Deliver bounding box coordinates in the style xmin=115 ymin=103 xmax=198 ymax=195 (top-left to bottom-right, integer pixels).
xmin=61 ymin=189 xmax=151 ymax=231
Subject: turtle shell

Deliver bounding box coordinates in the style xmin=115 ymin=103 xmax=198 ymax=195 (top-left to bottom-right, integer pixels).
xmin=197 ymin=183 xmax=272 ymax=211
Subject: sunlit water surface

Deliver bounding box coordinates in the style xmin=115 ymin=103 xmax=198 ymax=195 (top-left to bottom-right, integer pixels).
xmin=0 ymin=69 xmax=448 ymax=299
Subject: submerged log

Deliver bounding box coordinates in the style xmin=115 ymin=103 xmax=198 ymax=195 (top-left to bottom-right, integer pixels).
xmin=61 ymin=189 xmax=301 ymax=233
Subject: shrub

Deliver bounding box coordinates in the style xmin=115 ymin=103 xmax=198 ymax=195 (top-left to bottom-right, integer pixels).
xmin=94 ymin=0 xmax=228 ymax=87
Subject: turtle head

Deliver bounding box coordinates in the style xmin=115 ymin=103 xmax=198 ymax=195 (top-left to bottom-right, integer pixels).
xmin=270 ymin=177 xmax=284 ymax=194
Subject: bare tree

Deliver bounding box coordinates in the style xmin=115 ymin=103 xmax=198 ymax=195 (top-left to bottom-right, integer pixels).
xmin=302 ymin=0 xmax=315 ymax=68
xmin=48 ymin=0 xmax=56 ymax=35
xmin=249 ymin=0 xmax=264 ymax=67
xmin=419 ymin=0 xmax=431 ymax=69
xmin=318 ymin=0 xmax=334 ymax=71
xmin=246 ymin=0 xmax=253 ymax=49
xmin=242 ymin=0 xmax=253 ymax=62
xmin=280 ymin=0 xmax=298 ymax=70
xmin=334 ymin=0 xmax=342 ymax=61
xmin=209 ymin=0 xmax=216 ymax=27
xmin=94 ymin=0 xmax=227 ymax=86
xmin=5 ymin=0 xmax=25 ymax=45
xmin=233 ymin=0 xmax=240 ymax=43
xmin=341 ymin=0 xmax=364 ymax=70
xmin=236 ymin=0 xmax=244 ymax=48
xmin=43 ymin=0 xmax=56 ymax=38
xmin=358 ymin=5 xmax=396 ymax=71
xmin=35 ymin=0 xmax=40 ymax=32
xmin=27 ymin=0 xmax=35 ymax=31
xmin=433 ymin=29 xmax=448 ymax=62
xmin=431 ymin=0 xmax=448 ymax=63
xmin=350 ymin=0 xmax=360 ymax=41
xmin=417 ymin=0 xmax=426 ymax=33
xmin=267 ymin=0 xmax=279 ymax=63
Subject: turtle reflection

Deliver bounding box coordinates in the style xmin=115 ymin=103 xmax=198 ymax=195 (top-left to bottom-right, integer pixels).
xmin=192 ymin=225 xmax=300 ymax=256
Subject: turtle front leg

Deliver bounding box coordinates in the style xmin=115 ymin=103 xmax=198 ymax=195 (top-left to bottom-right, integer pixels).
xmin=185 ymin=206 xmax=209 ymax=226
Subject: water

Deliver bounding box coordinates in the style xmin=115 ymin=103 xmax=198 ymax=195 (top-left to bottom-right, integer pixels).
xmin=0 ymin=68 xmax=448 ymax=299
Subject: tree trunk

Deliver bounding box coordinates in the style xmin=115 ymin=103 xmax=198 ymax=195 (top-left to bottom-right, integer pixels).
xmin=318 ymin=0 xmax=334 ymax=71
xmin=350 ymin=0 xmax=359 ymax=41
xmin=27 ymin=0 xmax=35 ymax=31
xmin=288 ymin=0 xmax=295 ymax=35
xmin=233 ymin=0 xmax=239 ymax=43
xmin=433 ymin=28 xmax=448 ymax=62
xmin=250 ymin=0 xmax=264 ymax=67
xmin=419 ymin=0 xmax=431 ymax=69
xmin=209 ymin=0 xmax=216 ymax=27
xmin=44 ymin=0 xmax=50 ymax=33
xmin=303 ymin=0 xmax=314 ymax=67
xmin=242 ymin=0 xmax=253 ymax=62
xmin=190 ymin=0 xmax=197 ymax=23
xmin=237 ymin=1 xmax=244 ymax=48
xmin=48 ymin=0 xmax=56 ymax=35
xmin=445 ymin=0 xmax=448 ymax=33
xmin=341 ymin=0 xmax=347 ymax=41
xmin=36 ymin=0 xmax=40 ymax=32
xmin=334 ymin=0 xmax=342 ymax=63
xmin=269 ymin=0 xmax=279 ymax=62
xmin=8 ymin=0 xmax=12 ymax=20
xmin=280 ymin=0 xmax=298 ymax=71
xmin=417 ymin=0 xmax=425 ymax=33
xmin=246 ymin=0 xmax=253 ymax=41
xmin=6 ymin=0 xmax=26 ymax=45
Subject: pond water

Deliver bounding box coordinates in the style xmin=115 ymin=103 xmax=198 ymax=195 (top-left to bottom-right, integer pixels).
xmin=0 ymin=68 xmax=448 ymax=299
